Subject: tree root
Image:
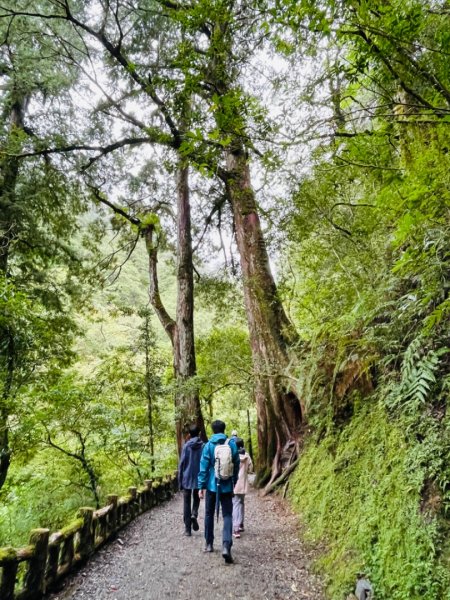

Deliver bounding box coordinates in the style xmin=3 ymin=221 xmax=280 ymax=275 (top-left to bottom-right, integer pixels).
xmin=262 ymin=457 xmax=300 ymax=496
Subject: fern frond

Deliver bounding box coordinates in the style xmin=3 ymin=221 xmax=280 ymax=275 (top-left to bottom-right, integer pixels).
xmin=387 ymin=337 xmax=448 ymax=412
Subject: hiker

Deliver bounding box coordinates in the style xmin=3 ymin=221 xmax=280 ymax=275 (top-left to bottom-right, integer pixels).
xmin=232 ymin=437 xmax=253 ymax=538
xmin=198 ymin=420 xmax=240 ymax=563
xmin=178 ymin=424 xmax=204 ymax=536
xmin=230 ymin=429 xmax=238 ymax=441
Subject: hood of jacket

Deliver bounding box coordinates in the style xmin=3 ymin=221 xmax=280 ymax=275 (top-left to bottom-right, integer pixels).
xmin=239 ymin=453 xmax=250 ymax=464
xmin=178 ymin=436 xmax=204 ymax=490
xmin=186 ymin=436 xmax=204 ymax=451
xmin=209 ymin=432 xmax=228 ymax=445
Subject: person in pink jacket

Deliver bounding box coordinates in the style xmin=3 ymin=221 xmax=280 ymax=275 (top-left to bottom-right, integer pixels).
xmin=232 ymin=438 xmax=253 ymax=538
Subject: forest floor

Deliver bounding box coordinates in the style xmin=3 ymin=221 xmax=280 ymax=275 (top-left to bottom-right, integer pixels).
xmin=48 ymin=486 xmax=324 ymax=600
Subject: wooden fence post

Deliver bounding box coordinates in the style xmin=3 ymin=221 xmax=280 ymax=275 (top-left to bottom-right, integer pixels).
xmin=24 ymin=529 xmax=49 ymax=598
xmin=77 ymin=508 xmax=94 ymax=560
xmin=128 ymin=487 xmax=137 ymax=519
xmin=46 ymin=533 xmax=62 ymax=587
xmin=144 ymin=480 xmax=153 ymax=509
xmin=136 ymin=489 xmax=142 ymax=514
xmin=0 ymin=548 xmax=18 ymax=600
xmin=107 ymin=495 xmax=118 ymax=535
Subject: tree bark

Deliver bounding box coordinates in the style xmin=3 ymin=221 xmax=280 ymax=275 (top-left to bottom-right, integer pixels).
xmin=192 ymin=6 xmax=303 ymax=485
xmin=144 ymin=313 xmax=156 ymax=473
xmin=173 ymin=162 xmax=206 ymax=450
xmin=224 ymin=144 xmax=303 ymax=486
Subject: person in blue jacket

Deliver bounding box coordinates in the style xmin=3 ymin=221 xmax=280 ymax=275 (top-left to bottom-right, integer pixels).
xmin=178 ymin=424 xmax=204 ymax=536
xmin=198 ymin=420 xmax=240 ymax=563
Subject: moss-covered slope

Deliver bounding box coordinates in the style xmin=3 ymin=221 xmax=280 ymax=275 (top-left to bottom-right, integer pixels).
xmin=290 ymin=403 xmax=450 ymax=599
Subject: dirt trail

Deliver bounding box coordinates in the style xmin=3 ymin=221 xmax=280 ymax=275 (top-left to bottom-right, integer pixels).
xmin=48 ymin=487 xmax=324 ymax=600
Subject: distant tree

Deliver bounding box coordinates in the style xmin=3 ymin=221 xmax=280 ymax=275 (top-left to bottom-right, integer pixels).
xmin=0 ymin=9 xmax=99 ymax=490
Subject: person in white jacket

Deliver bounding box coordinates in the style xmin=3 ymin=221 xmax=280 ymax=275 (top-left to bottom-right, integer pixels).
xmin=232 ymin=438 xmax=253 ymax=538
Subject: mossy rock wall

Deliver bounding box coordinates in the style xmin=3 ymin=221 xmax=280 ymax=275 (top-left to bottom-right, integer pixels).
xmin=289 ymin=403 xmax=450 ymax=600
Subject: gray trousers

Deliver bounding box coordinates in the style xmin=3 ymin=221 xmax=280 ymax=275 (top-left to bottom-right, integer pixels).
xmin=232 ymin=493 xmax=245 ymax=530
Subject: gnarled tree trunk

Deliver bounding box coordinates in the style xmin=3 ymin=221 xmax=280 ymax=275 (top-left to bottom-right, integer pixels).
xmin=224 ymin=144 xmax=303 ymax=486
xmin=190 ymin=4 xmax=304 ymax=486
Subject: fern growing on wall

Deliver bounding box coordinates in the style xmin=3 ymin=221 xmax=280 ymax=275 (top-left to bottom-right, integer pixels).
xmin=387 ymin=337 xmax=448 ymax=413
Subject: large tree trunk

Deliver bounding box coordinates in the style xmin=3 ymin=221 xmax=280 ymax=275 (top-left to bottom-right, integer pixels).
xmin=173 ymin=162 xmax=206 ymax=449
xmin=224 ymin=144 xmax=303 ymax=486
xmin=144 ymin=161 xmax=205 ymax=454
xmin=194 ymin=6 xmax=303 ymax=485
xmin=0 ymin=94 xmax=27 ymax=491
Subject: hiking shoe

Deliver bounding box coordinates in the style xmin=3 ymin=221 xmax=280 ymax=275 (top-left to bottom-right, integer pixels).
xmin=238 ymin=525 xmax=244 ymax=532
xmin=222 ymin=544 xmax=233 ymax=564
xmin=233 ymin=531 xmax=241 ymax=539
xmin=183 ymin=529 xmax=192 ymax=537
xmin=191 ymin=516 xmax=199 ymax=531
xmin=204 ymin=543 xmax=213 ymax=553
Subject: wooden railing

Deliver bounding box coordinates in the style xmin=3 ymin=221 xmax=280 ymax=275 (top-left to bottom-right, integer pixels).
xmin=0 ymin=473 xmax=178 ymax=600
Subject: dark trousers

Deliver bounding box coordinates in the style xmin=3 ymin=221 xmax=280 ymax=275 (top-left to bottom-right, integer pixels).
xmin=204 ymin=490 xmax=233 ymax=549
xmin=183 ymin=488 xmax=200 ymax=532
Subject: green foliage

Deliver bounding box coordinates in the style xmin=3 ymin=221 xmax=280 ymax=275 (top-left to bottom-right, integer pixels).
xmin=282 ymin=4 xmax=450 ymax=596
xmin=290 ymin=403 xmax=450 ymax=599
xmin=0 ymin=305 xmax=177 ymax=545
xmin=197 ymin=325 xmax=253 ymax=420
xmin=0 ymin=446 xmax=99 ymax=546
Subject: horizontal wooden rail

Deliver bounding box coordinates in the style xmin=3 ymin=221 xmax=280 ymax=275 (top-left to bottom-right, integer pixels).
xmin=0 ymin=473 xmax=178 ymax=600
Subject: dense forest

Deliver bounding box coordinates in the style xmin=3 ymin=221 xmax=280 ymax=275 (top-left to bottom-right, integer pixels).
xmin=0 ymin=0 xmax=449 ymax=598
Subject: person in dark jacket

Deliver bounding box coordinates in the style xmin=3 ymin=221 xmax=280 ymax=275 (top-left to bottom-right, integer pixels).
xmin=178 ymin=424 xmax=204 ymax=536
xmin=198 ymin=420 xmax=240 ymax=563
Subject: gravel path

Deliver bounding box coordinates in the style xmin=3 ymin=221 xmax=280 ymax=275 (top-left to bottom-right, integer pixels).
xmin=49 ymin=487 xmax=324 ymax=600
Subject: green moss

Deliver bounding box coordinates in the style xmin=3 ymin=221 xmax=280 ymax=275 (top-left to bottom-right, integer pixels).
xmin=0 ymin=547 xmax=17 ymax=562
xmin=60 ymin=518 xmax=83 ymax=537
xmin=139 ymin=213 xmax=160 ymax=228
xmin=289 ymin=403 xmax=450 ymax=600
